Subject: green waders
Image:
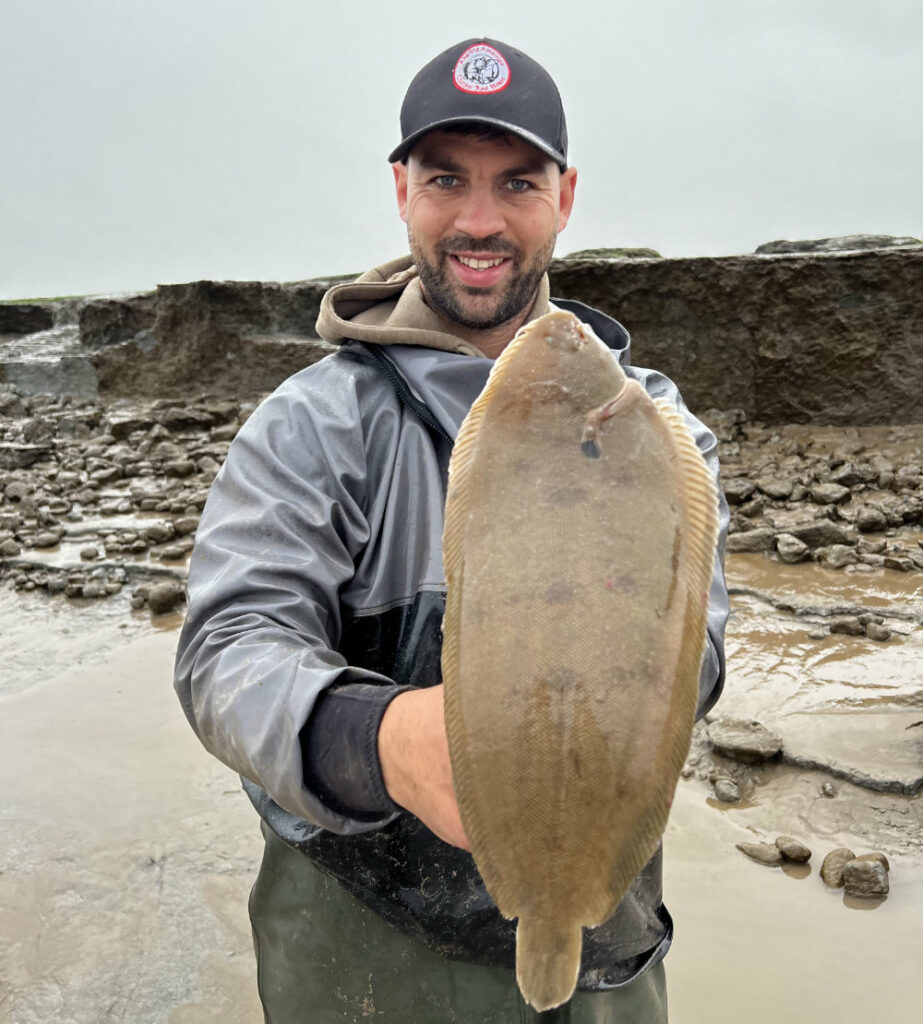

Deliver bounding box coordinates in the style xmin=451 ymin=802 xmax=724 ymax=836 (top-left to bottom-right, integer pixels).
xmin=249 ymin=823 xmax=669 ymax=1024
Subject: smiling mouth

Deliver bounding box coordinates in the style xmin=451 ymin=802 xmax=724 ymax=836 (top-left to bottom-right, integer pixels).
xmin=454 ymin=255 xmax=507 ymax=270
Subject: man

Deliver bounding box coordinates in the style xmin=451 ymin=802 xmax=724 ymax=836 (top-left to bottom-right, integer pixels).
xmin=175 ymin=37 xmax=728 ymax=1023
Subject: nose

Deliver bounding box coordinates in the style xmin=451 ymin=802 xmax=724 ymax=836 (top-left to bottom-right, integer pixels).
xmin=452 ymin=183 xmax=507 ymax=240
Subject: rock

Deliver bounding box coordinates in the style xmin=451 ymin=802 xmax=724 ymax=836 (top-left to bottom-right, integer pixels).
xmin=0 ymin=538 xmax=22 ymax=557
xmin=775 ymin=836 xmax=811 ymax=863
xmin=736 ymin=843 xmax=782 ymax=866
xmin=807 ymin=627 xmax=827 ymax=639
xmin=4 ymin=480 xmax=32 ymax=502
xmin=856 ymin=505 xmax=888 ymax=532
xmin=883 ymin=555 xmax=914 ymax=572
xmin=80 ymin=546 xmax=100 ymax=561
xmin=723 ymin=478 xmax=756 ymax=505
xmin=164 ymin=459 xmax=197 ymax=478
xmin=857 ymin=538 xmax=887 ymax=554
xmin=811 ymin=483 xmax=851 ymax=505
xmin=707 ymin=718 xmax=783 ymax=763
xmin=562 ymin=247 xmax=662 ymax=260
xmin=145 ymin=523 xmax=175 ymax=543
xmin=81 ymin=581 xmax=107 ymax=599
xmin=210 ymin=423 xmax=239 ymax=443
xmin=157 ymin=407 xmax=216 ymax=432
xmin=816 ymin=544 xmax=857 ymax=569
xmin=0 ymin=443 xmax=52 ymax=470
xmin=820 ymin=848 xmax=856 ymax=887
xmin=755 ymin=234 xmax=922 ymax=254
xmin=865 ymin=622 xmax=891 ymax=642
xmin=776 ymin=533 xmax=809 ymax=563
xmin=106 ymin=412 xmax=156 ymax=439
xmin=21 ymin=418 xmax=55 ymax=444
xmin=785 ymin=520 xmax=852 ymax=549
xmin=146 ymin=580 xmax=186 ymax=614
xmin=726 ymin=527 xmax=775 ymax=553
xmin=31 ymin=531 xmax=60 ymax=549
xmin=173 ymin=516 xmax=199 ymax=537
xmin=843 ymin=859 xmax=889 ymax=897
xmin=829 ymin=616 xmax=865 ymax=636
xmin=757 ymin=476 xmax=794 ymax=500
xmin=0 ymin=303 xmax=54 ymax=334
xmin=854 ymin=852 xmax=890 ymax=872
xmin=821 ymin=781 xmax=837 ymax=798
xmin=713 ymin=779 xmax=740 ymax=803
xmin=158 ymin=544 xmax=187 ymax=560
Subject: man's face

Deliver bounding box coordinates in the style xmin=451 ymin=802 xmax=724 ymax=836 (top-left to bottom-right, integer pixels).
xmin=393 ymin=131 xmax=577 ymax=331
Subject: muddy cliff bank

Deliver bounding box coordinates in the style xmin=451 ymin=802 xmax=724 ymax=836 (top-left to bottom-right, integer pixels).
xmin=2 ymin=244 xmax=921 ymax=423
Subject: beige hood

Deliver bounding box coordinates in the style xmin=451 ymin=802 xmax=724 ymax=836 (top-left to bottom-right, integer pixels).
xmin=315 ymin=255 xmax=552 ymax=359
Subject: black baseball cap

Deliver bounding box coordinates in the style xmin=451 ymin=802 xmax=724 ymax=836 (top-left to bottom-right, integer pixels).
xmin=388 ymin=38 xmax=568 ymax=169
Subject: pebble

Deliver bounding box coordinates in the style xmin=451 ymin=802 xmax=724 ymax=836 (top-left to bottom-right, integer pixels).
xmin=158 ymin=544 xmax=187 ymax=560
xmin=829 ymin=616 xmax=865 ymax=636
xmin=80 ymin=546 xmax=100 ymax=561
xmin=864 ymin=622 xmax=891 ymax=642
xmin=0 ymin=538 xmax=22 ymax=556
xmin=821 ymin=781 xmax=838 ymax=798
xmin=775 ymin=836 xmax=811 ymax=863
xmin=713 ymin=779 xmax=741 ymax=803
xmin=736 ymin=843 xmax=782 ymax=866
xmin=820 ymin=848 xmax=855 ymax=887
xmin=31 ymin=531 xmax=60 ymax=548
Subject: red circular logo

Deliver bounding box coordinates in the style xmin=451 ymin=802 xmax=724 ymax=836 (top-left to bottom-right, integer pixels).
xmin=453 ymin=44 xmax=510 ymax=95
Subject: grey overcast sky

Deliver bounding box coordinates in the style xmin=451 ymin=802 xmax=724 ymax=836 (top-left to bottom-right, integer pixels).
xmin=1 ymin=0 xmax=920 ymax=299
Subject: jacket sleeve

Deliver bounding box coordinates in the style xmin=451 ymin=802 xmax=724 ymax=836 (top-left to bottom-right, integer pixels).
xmin=173 ymin=364 xmax=406 ymax=834
xmin=632 ymin=366 xmax=730 ymax=720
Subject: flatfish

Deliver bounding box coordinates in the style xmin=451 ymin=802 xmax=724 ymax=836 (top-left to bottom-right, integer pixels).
xmin=441 ymin=309 xmax=718 ymax=1010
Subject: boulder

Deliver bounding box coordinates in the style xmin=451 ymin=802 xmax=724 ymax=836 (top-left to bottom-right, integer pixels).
xmin=785 ymin=520 xmax=852 ymax=549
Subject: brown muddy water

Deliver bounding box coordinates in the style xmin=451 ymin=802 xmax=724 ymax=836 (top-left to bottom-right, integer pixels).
xmin=1 ymin=554 xmax=921 ymax=1023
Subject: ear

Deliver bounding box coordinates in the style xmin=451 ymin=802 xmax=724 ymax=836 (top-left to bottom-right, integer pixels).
xmin=393 ymin=162 xmax=409 ymax=223
xmin=556 ymin=166 xmax=578 ymax=233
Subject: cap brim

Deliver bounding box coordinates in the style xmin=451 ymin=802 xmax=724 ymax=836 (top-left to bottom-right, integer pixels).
xmin=388 ymin=116 xmax=566 ymax=169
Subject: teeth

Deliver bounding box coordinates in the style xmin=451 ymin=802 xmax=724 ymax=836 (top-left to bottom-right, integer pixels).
xmin=457 ymin=256 xmax=505 ymax=269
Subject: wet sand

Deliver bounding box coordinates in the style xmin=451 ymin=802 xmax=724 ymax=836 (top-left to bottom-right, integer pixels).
xmin=2 ymin=558 xmax=921 ymax=1022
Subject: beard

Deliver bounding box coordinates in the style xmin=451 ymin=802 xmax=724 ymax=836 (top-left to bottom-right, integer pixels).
xmin=409 ymin=229 xmax=556 ymax=331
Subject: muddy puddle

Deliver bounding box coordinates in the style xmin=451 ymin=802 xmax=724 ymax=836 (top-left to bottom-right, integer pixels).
xmin=2 ymin=552 xmax=921 ymax=1022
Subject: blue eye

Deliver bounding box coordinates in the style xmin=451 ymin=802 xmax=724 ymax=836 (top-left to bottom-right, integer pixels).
xmin=435 ymin=175 xmax=458 ymax=188
xmin=508 ymin=179 xmax=532 ymax=192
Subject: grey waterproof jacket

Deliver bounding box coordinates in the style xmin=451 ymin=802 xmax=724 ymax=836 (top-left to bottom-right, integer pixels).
xmin=174 ymin=263 xmax=729 ymax=989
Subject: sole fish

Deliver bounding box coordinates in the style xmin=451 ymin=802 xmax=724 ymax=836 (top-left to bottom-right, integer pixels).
xmin=442 ymin=309 xmax=718 ymax=1011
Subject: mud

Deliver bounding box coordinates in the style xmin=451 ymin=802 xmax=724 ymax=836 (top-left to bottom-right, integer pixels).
xmin=2 ymin=406 xmax=922 ymax=1022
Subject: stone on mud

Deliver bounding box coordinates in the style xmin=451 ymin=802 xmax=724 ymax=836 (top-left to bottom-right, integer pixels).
xmin=815 ymin=544 xmax=857 ymax=569
xmin=865 ymin=622 xmax=891 ymax=642
xmin=726 ymin=527 xmax=775 ymax=553
xmin=708 ymin=718 xmax=783 ymax=764
xmin=811 ymin=483 xmax=851 ymax=505
xmin=713 ymin=779 xmax=740 ymax=803
xmin=820 ymin=848 xmax=856 ymax=887
xmin=736 ymin=843 xmax=782 ymax=866
xmin=843 ymin=859 xmax=889 ymax=897
xmin=856 ymin=505 xmax=888 ymax=532
xmin=776 ymin=533 xmax=809 ymax=563
xmin=829 ymin=616 xmax=865 ymax=636
xmin=775 ymin=836 xmax=811 ymax=863
xmin=147 ymin=581 xmax=185 ymax=615
xmin=785 ymin=520 xmax=852 ymax=549
xmin=722 ymin=478 xmax=756 ymax=505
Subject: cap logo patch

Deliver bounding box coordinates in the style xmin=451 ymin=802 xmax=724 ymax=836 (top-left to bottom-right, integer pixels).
xmin=453 ymin=44 xmax=510 ymax=95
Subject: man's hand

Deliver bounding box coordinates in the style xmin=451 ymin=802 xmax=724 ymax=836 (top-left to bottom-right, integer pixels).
xmin=378 ymin=684 xmax=471 ymax=851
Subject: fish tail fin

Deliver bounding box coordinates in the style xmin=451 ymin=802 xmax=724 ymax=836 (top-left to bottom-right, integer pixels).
xmin=515 ymin=915 xmax=582 ymax=1012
